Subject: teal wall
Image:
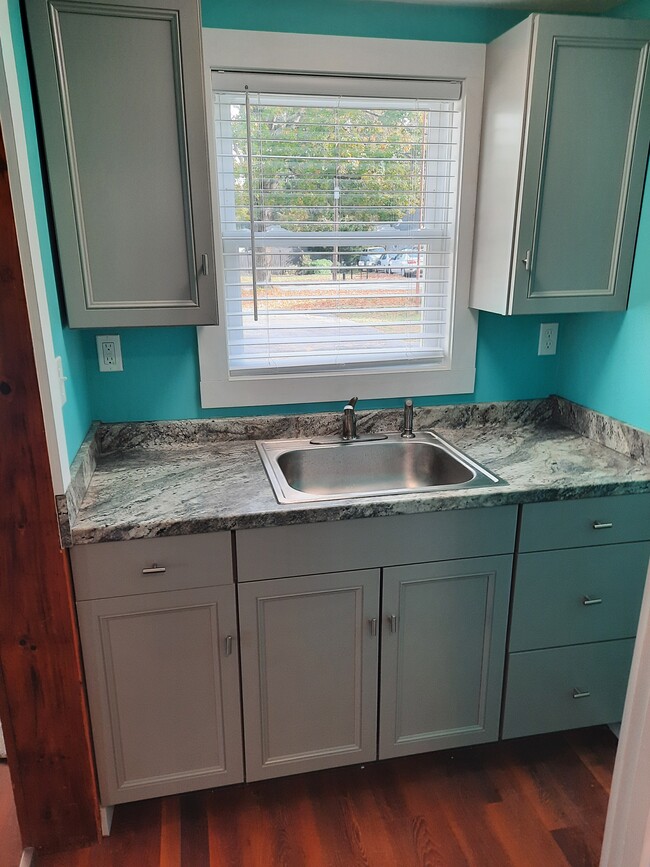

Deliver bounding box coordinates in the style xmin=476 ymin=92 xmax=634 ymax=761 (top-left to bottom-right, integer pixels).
xmin=556 ymin=0 xmax=650 ymax=431
xmin=200 ymin=0 xmax=526 ymax=43
xmin=11 ymin=0 xmax=649 ymax=463
xmin=7 ymin=0 xmax=92 ymax=462
xmin=79 ymin=314 xmax=562 ymax=422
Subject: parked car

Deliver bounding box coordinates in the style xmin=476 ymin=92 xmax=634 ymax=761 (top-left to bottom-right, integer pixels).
xmin=377 ymin=252 xmax=399 ymax=272
xmin=357 ymin=247 xmax=385 ymax=268
xmin=389 ymin=249 xmax=423 ymax=277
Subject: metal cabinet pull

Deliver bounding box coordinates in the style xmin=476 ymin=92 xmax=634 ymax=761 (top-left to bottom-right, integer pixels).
xmin=572 ymin=688 xmax=591 ymax=700
xmin=141 ymin=563 xmax=166 ymax=575
xmin=388 ymin=614 xmax=398 ymax=633
xmin=583 ymin=596 xmax=603 ymax=606
xmin=369 ymin=618 xmax=377 ymax=637
xmin=593 ymin=521 xmax=613 ymax=530
xmin=200 ymin=253 xmax=209 ymax=277
xmin=522 ymin=249 xmax=532 ymax=271
xmin=225 ymin=635 xmax=233 ymax=656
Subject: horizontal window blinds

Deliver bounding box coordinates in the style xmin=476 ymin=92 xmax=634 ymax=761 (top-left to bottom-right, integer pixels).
xmin=213 ymin=86 xmax=462 ymax=376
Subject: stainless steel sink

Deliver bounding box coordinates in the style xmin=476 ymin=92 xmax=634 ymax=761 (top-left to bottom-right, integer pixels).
xmin=257 ymin=432 xmax=506 ymax=504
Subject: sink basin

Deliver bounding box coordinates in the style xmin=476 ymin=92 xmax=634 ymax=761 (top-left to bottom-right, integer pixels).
xmin=257 ymin=432 xmax=506 ymax=504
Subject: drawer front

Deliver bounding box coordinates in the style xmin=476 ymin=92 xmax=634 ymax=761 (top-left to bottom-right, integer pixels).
xmin=236 ymin=506 xmax=518 ymax=582
xmin=501 ymin=639 xmax=634 ymax=740
xmin=510 ymin=542 xmax=649 ymax=651
xmin=518 ymin=494 xmax=650 ymax=553
xmin=72 ymin=533 xmax=233 ymax=600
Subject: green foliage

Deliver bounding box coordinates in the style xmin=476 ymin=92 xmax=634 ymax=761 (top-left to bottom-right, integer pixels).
xmin=297 ymin=256 xmax=332 ymax=274
xmin=229 ymin=102 xmax=427 ymax=232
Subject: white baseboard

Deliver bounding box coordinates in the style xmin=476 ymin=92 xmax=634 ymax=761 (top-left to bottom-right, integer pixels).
xmin=100 ymin=805 xmax=114 ymax=837
xmin=19 ymin=848 xmax=36 ymax=867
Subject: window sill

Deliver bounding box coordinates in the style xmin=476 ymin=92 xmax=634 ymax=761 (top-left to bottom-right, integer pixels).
xmin=199 ymin=358 xmax=476 ymax=409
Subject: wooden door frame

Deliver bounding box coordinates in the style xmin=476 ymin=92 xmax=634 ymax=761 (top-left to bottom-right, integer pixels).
xmin=0 ymin=24 xmax=101 ymax=856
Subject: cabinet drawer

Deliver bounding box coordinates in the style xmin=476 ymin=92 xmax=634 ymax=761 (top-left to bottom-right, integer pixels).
xmin=236 ymin=506 xmax=517 ymax=581
xmin=72 ymin=533 xmax=233 ymax=600
xmin=518 ymin=494 xmax=650 ymax=552
xmin=510 ymin=543 xmax=649 ymax=651
xmin=501 ymin=639 xmax=634 ymax=740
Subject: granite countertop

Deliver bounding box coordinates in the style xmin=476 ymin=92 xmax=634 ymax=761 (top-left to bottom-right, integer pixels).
xmin=59 ymin=397 xmax=650 ymax=546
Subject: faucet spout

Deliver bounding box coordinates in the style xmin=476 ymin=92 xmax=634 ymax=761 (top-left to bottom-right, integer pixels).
xmin=401 ymin=399 xmax=415 ymax=438
xmin=342 ymin=396 xmax=359 ymax=440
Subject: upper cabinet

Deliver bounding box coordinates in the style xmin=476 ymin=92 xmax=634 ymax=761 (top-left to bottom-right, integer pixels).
xmin=26 ymin=0 xmax=218 ymax=327
xmin=470 ymin=15 xmax=650 ymax=316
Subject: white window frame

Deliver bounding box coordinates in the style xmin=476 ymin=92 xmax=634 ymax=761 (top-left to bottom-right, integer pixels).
xmin=199 ymin=29 xmax=485 ymax=408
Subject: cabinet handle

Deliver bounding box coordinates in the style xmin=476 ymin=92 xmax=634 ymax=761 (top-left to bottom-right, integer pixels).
xmin=200 ymin=253 xmax=209 ymax=277
xmin=572 ymin=688 xmax=591 ymax=700
xmin=141 ymin=564 xmax=166 ymax=575
xmin=388 ymin=614 xmax=398 ymax=633
xmin=225 ymin=635 xmax=233 ymax=656
xmin=592 ymin=521 xmax=613 ymax=530
xmin=369 ymin=618 xmax=377 ymax=637
xmin=521 ymin=249 xmax=532 ymax=271
xmin=583 ymin=596 xmax=603 ymax=606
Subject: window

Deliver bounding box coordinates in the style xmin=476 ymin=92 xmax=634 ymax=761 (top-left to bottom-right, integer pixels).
xmin=199 ymin=32 xmax=483 ymax=407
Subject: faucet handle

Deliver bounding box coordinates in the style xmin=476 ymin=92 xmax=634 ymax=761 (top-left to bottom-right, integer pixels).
xmin=346 ymin=396 xmax=359 ymax=410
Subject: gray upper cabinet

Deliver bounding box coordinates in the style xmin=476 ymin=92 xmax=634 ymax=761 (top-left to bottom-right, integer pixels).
xmin=27 ymin=0 xmax=218 ymax=327
xmin=379 ymin=555 xmax=512 ymax=760
xmin=470 ymin=15 xmax=650 ymax=315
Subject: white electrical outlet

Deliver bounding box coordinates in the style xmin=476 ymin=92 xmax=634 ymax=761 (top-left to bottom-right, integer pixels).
xmin=55 ymin=356 xmax=67 ymax=406
xmin=538 ymin=322 xmax=558 ymax=356
xmin=97 ymin=335 xmax=123 ymax=372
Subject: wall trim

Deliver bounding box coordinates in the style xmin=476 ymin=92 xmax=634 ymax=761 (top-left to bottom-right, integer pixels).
xmin=0 ymin=0 xmax=70 ymax=492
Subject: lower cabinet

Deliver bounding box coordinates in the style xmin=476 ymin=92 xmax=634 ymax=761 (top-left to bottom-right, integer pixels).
xmin=502 ymin=498 xmax=650 ymax=740
xmin=238 ymin=570 xmax=380 ymax=781
xmin=71 ymin=496 xmax=648 ymax=804
xmin=238 ymin=556 xmax=514 ymax=779
xmin=77 ymin=585 xmax=243 ymax=804
xmin=379 ymin=556 xmax=513 ymax=759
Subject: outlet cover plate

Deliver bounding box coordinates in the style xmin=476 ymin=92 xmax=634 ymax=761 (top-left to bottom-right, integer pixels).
xmin=538 ymin=322 xmax=558 ymax=356
xmin=96 ymin=335 xmax=123 ymax=372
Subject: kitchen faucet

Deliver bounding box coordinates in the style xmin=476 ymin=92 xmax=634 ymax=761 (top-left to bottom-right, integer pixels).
xmin=342 ymin=396 xmax=358 ymax=440
xmin=309 ymin=396 xmax=387 ymax=445
xmin=401 ymin=399 xmax=415 ymax=438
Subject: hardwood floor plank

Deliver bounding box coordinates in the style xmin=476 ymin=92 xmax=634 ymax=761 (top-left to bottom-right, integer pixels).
xmin=389 ymin=761 xmax=471 ymax=867
xmin=564 ymin=727 xmax=617 ymax=793
xmin=484 ymin=765 xmax=572 ymax=867
xmin=180 ymin=792 xmax=209 ymax=866
xmin=313 ymin=767 xmax=400 ymax=867
xmin=424 ymin=752 xmax=516 ymax=867
xmin=552 ymin=826 xmax=596 ymax=867
xmin=160 ymin=797 xmax=181 ymax=867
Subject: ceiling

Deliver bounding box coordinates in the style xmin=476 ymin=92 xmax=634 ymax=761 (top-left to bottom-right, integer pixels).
xmin=366 ymin=0 xmax=628 ymax=12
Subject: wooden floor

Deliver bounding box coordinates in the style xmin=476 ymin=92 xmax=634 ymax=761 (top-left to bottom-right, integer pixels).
xmin=1 ymin=727 xmax=617 ymax=866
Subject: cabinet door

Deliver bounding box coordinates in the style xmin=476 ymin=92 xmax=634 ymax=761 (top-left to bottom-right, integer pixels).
xmin=379 ymin=556 xmax=512 ymax=759
xmin=27 ymin=0 xmax=218 ymax=327
xmin=77 ymin=586 xmax=242 ymax=805
xmin=238 ymin=570 xmax=380 ymax=781
xmin=513 ymin=16 xmax=650 ymax=314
